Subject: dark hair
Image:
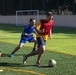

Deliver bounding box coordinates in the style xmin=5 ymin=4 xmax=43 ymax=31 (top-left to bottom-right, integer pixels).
xmin=29 ymin=18 xmax=35 ymax=22
xmin=45 ymin=12 xmax=53 ymax=16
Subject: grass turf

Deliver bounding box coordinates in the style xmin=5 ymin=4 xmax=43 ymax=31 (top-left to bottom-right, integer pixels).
xmin=0 ymin=24 xmax=76 ymax=75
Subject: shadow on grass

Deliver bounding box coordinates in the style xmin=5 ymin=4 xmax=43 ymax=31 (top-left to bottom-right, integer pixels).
xmin=0 ymin=24 xmax=76 ymax=34
xmin=0 ymin=62 xmax=35 ymax=67
xmin=2 ymin=54 xmax=23 ymax=57
xmin=0 ymin=62 xmax=52 ymax=68
xmin=52 ymin=26 xmax=76 ymax=34
xmin=0 ymin=62 xmax=22 ymax=67
xmin=0 ymin=24 xmax=24 ymax=33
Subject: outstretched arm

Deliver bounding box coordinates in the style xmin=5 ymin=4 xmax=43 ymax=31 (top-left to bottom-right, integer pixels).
xmin=35 ymin=28 xmax=44 ymax=34
xmin=23 ymin=33 xmax=33 ymax=36
xmin=35 ymin=21 xmax=44 ymax=34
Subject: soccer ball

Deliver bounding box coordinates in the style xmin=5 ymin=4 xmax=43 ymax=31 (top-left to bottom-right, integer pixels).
xmin=48 ymin=59 xmax=56 ymax=67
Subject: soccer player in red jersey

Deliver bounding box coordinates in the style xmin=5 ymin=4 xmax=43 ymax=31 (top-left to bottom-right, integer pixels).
xmin=23 ymin=12 xmax=54 ymax=66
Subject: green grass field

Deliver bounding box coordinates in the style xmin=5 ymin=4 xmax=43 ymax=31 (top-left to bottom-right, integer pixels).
xmin=0 ymin=24 xmax=76 ymax=75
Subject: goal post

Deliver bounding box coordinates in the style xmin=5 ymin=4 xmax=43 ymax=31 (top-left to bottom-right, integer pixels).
xmin=16 ymin=10 xmax=39 ymax=26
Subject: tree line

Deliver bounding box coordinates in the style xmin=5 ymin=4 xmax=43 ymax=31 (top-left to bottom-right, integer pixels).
xmin=0 ymin=0 xmax=75 ymax=15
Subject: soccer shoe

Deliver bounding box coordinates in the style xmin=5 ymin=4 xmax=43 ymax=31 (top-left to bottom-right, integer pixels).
xmin=23 ymin=54 xmax=27 ymax=64
xmin=9 ymin=54 xmax=14 ymax=57
xmin=36 ymin=62 xmax=41 ymax=67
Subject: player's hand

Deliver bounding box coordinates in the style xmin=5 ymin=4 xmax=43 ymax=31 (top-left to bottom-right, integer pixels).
xmin=49 ymin=35 xmax=52 ymax=39
xmin=30 ymin=33 xmax=34 ymax=36
xmin=41 ymin=29 xmax=45 ymax=33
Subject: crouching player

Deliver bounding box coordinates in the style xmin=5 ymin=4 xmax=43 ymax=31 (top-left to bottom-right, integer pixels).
xmin=9 ymin=18 xmax=37 ymax=57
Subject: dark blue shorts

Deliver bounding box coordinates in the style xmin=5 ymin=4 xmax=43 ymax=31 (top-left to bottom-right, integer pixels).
xmin=37 ymin=37 xmax=46 ymax=47
xmin=20 ymin=36 xmax=34 ymax=43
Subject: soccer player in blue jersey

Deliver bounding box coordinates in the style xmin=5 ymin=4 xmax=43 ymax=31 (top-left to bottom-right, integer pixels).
xmin=9 ymin=18 xmax=37 ymax=57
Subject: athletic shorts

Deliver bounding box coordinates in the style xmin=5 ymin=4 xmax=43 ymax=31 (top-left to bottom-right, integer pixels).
xmin=20 ymin=36 xmax=34 ymax=43
xmin=37 ymin=37 xmax=46 ymax=47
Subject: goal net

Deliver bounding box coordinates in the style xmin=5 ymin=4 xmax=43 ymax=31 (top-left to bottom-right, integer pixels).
xmin=16 ymin=10 xmax=39 ymax=26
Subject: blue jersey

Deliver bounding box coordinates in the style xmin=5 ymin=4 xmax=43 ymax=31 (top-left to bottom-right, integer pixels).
xmin=20 ymin=24 xmax=35 ymax=43
xmin=22 ymin=24 xmax=35 ymax=37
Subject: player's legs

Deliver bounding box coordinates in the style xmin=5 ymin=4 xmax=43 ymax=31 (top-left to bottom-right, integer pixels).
xmin=36 ymin=37 xmax=46 ymax=65
xmin=23 ymin=37 xmax=46 ymax=66
xmin=36 ymin=45 xmax=45 ymax=64
xmin=9 ymin=37 xmax=27 ymax=57
xmin=11 ymin=43 xmax=24 ymax=54
xmin=30 ymin=38 xmax=37 ymax=51
xmin=28 ymin=36 xmax=37 ymax=51
xmin=23 ymin=47 xmax=39 ymax=64
xmin=24 ymin=45 xmax=45 ymax=65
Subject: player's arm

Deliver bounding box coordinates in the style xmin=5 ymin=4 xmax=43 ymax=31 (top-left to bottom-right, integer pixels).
xmin=49 ymin=29 xmax=52 ymax=39
xmin=49 ymin=20 xmax=54 ymax=39
xmin=22 ymin=30 xmax=33 ymax=36
xmin=35 ymin=21 xmax=44 ymax=34
xmin=33 ymin=30 xmax=37 ymax=34
xmin=22 ymin=25 xmax=33 ymax=36
xmin=23 ymin=33 xmax=33 ymax=36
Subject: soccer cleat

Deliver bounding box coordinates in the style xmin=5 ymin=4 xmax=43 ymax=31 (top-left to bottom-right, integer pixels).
xmin=23 ymin=54 xmax=27 ymax=64
xmin=36 ymin=62 xmax=41 ymax=67
xmin=9 ymin=54 xmax=14 ymax=57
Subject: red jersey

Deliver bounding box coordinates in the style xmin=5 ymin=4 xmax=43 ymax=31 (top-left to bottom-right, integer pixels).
xmin=40 ymin=19 xmax=54 ymax=35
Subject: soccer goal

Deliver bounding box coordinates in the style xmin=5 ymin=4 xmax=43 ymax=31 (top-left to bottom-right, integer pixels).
xmin=16 ymin=10 xmax=39 ymax=26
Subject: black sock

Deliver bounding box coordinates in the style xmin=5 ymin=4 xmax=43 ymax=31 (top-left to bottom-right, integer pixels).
xmin=32 ymin=48 xmax=36 ymax=51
